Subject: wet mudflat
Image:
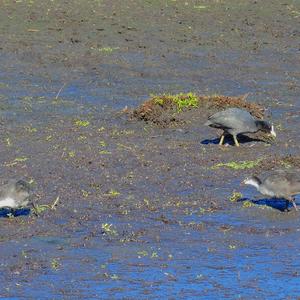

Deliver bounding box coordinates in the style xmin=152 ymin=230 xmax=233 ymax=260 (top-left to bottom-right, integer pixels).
xmin=0 ymin=0 xmax=300 ymax=298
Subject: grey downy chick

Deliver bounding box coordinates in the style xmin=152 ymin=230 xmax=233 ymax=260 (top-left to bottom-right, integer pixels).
xmin=205 ymin=108 xmax=276 ymax=146
xmin=0 ymin=180 xmax=31 ymax=209
xmin=243 ymin=170 xmax=300 ymax=211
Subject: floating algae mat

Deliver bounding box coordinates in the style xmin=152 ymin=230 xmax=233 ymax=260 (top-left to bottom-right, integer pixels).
xmin=213 ymin=155 xmax=300 ymax=173
xmin=212 ymin=159 xmax=262 ymax=170
xmin=132 ymin=93 xmax=264 ymax=126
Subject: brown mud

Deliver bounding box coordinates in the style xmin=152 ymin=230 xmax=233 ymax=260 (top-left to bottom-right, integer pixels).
xmin=256 ymin=155 xmax=300 ymax=172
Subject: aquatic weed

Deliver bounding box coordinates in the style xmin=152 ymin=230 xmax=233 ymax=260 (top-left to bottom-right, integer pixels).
xmin=51 ymin=258 xmax=61 ymax=270
xmin=32 ymin=196 xmax=60 ymax=215
xmin=99 ymin=150 xmax=111 ymax=155
xmin=5 ymin=137 xmax=11 ymax=147
xmin=229 ymin=191 xmax=243 ymax=202
xmin=105 ymin=189 xmax=120 ymax=197
xmin=25 ymin=126 xmax=37 ymax=133
xmin=5 ymin=156 xmax=28 ymax=167
xmin=194 ymin=5 xmax=207 ymax=9
xmin=151 ymin=252 xmax=158 ymax=258
xmin=77 ymin=135 xmax=87 ymax=141
xmin=33 ymin=204 xmax=49 ymax=214
xmin=101 ymin=223 xmax=118 ymax=236
xmin=68 ymin=151 xmax=75 ymax=158
xmin=153 ymin=92 xmax=198 ymax=112
xmin=94 ymin=46 xmax=120 ymax=53
xmin=242 ymin=200 xmax=255 ymax=208
xmin=81 ymin=190 xmax=89 ymax=198
xmin=212 ymin=159 xmax=261 ymax=170
xmin=74 ymin=119 xmax=90 ymax=127
xmin=137 ymin=250 xmax=148 ymax=257
xmin=103 ymin=273 xmax=120 ymax=280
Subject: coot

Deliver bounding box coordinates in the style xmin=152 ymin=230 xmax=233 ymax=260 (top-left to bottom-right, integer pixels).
xmin=205 ymin=108 xmax=276 ymax=146
xmin=243 ymin=170 xmax=300 ymax=211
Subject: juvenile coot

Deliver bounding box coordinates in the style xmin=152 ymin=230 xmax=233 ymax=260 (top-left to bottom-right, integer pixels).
xmin=205 ymin=108 xmax=276 ymax=146
xmin=0 ymin=180 xmax=31 ymax=209
xmin=243 ymin=170 xmax=300 ymax=211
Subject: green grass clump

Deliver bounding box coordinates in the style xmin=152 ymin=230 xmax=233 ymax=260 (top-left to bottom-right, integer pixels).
xmin=32 ymin=196 xmax=60 ymax=215
xmin=5 ymin=156 xmax=28 ymax=167
xmin=153 ymin=92 xmax=198 ymax=111
xmin=212 ymin=159 xmax=261 ymax=170
xmin=101 ymin=223 xmax=118 ymax=236
xmin=97 ymin=47 xmax=119 ymax=53
xmin=74 ymin=119 xmax=90 ymax=127
xmin=104 ymin=189 xmax=120 ymax=197
xmin=229 ymin=191 xmax=243 ymax=202
xmin=242 ymin=200 xmax=255 ymax=208
xmin=51 ymin=258 xmax=61 ymax=270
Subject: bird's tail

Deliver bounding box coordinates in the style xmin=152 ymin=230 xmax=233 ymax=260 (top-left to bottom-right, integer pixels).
xmin=204 ymin=120 xmax=212 ymax=126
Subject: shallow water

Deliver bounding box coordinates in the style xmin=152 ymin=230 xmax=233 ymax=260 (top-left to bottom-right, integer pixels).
xmin=1 ymin=0 xmax=300 ymax=298
xmin=3 ymin=207 xmax=300 ymax=299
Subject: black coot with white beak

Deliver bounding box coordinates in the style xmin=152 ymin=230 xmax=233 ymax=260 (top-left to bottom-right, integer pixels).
xmin=205 ymin=108 xmax=276 ymax=146
xmin=243 ymin=170 xmax=300 ymax=211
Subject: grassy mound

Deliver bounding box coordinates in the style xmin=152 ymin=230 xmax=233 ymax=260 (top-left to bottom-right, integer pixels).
xmin=132 ymin=93 xmax=264 ymax=126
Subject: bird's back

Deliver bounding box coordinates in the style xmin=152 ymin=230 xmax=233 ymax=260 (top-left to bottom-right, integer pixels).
xmin=263 ymin=170 xmax=300 ymax=197
xmin=206 ymin=108 xmax=256 ymax=134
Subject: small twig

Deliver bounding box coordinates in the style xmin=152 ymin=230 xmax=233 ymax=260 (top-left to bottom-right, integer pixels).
xmin=55 ymin=83 xmax=66 ymax=99
xmin=31 ymin=202 xmax=39 ymax=217
xmin=51 ymin=196 xmax=60 ymax=210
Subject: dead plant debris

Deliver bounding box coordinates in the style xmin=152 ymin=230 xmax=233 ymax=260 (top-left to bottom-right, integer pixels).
xmin=255 ymin=155 xmax=300 ymax=172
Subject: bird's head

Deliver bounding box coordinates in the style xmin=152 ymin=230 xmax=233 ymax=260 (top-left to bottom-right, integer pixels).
xmin=14 ymin=180 xmax=31 ymax=207
xmin=242 ymin=176 xmax=262 ymax=190
xmin=255 ymin=121 xmax=276 ymax=138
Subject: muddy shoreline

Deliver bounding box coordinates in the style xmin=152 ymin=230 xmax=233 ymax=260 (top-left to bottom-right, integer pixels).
xmin=1 ymin=0 xmax=300 ymax=298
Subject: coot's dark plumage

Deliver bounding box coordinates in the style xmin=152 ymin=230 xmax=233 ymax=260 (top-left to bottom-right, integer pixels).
xmin=205 ymin=108 xmax=276 ymax=146
xmin=244 ymin=170 xmax=300 ymax=211
xmin=0 ymin=180 xmax=31 ymax=209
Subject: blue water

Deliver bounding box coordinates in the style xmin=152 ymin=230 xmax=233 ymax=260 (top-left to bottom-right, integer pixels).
xmin=2 ymin=204 xmax=300 ymax=299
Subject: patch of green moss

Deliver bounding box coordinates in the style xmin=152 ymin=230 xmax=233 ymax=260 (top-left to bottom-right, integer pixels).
xmin=105 ymin=189 xmax=120 ymax=197
xmin=99 ymin=150 xmax=111 ymax=155
xmin=93 ymin=47 xmax=120 ymax=53
xmin=153 ymin=92 xmax=198 ymax=112
xmin=33 ymin=204 xmax=50 ymax=214
xmin=51 ymin=258 xmax=61 ymax=270
xmin=74 ymin=119 xmax=90 ymax=127
xmin=5 ymin=156 xmax=28 ymax=167
xmin=194 ymin=5 xmax=208 ymax=10
xmin=137 ymin=250 xmax=148 ymax=257
xmin=212 ymin=159 xmax=261 ymax=170
xmin=242 ymin=200 xmax=255 ymax=208
xmin=229 ymin=191 xmax=243 ymax=202
xmin=68 ymin=151 xmax=75 ymax=158
xmin=101 ymin=223 xmax=118 ymax=236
